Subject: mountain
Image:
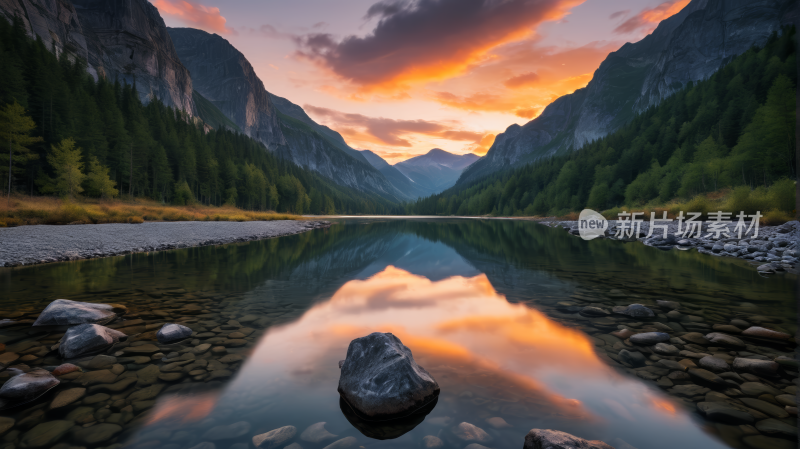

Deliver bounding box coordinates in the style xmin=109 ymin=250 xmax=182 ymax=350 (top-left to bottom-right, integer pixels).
xmin=394 ymin=149 xmax=480 ymax=194
xmin=0 ymin=0 xmax=195 ymax=114
xmin=360 ymin=150 xmax=430 ymax=199
xmin=460 ymin=0 xmax=798 ymax=185
xmin=167 ymin=27 xmax=413 ymax=202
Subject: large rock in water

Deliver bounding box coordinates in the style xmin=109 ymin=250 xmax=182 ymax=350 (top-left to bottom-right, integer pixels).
xmin=157 ymin=323 xmax=192 ymax=344
xmin=523 ymin=429 xmax=615 ymax=449
xmin=338 ymin=332 xmax=439 ymax=420
xmin=33 ymin=299 xmax=124 ymax=326
xmin=60 ymin=324 xmax=126 ymax=359
xmin=0 ymin=369 xmax=60 ymax=410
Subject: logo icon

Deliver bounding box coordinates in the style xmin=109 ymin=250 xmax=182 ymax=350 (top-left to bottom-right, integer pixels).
xmin=578 ymin=209 xmax=608 ymax=241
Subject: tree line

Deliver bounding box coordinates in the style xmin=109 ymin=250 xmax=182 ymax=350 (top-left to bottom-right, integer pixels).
xmin=0 ymin=15 xmax=401 ymax=215
xmin=408 ymin=28 xmax=796 ymax=217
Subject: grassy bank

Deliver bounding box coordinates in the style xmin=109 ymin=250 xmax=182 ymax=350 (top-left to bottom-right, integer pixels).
xmin=0 ymin=196 xmax=300 ymax=227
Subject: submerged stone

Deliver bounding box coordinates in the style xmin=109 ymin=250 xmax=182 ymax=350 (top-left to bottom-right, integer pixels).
xmin=59 ymin=324 xmax=126 ymax=359
xmin=629 ymin=332 xmax=669 ymax=345
xmin=523 ymin=429 xmax=614 ymax=449
xmin=157 ymin=323 xmax=193 ymax=344
xmin=33 ymin=299 xmax=124 ymax=326
xmin=612 ymin=304 xmax=655 ymax=318
xmin=0 ymin=369 xmax=60 ymax=410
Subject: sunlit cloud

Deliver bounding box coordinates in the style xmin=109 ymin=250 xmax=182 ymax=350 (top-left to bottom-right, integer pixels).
xmin=613 ymin=0 xmax=690 ymax=35
xmin=153 ymin=0 xmax=235 ymax=34
xmin=504 ymin=71 xmax=541 ymax=89
xmin=304 ymin=105 xmax=488 ymax=149
xmin=293 ymin=0 xmax=586 ymax=91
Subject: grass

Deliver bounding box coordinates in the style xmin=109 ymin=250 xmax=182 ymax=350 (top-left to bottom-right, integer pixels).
xmin=598 ymin=180 xmax=796 ymax=225
xmin=0 ymin=196 xmax=300 ymax=227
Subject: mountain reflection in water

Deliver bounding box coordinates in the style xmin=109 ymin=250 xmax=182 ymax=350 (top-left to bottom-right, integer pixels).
xmin=132 ymin=265 xmax=729 ymax=449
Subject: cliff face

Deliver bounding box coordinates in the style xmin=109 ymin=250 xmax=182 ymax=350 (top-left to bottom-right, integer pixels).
xmin=167 ymin=27 xmax=285 ymax=149
xmin=460 ymin=0 xmax=795 ymax=185
xmin=0 ymin=0 xmax=195 ymax=113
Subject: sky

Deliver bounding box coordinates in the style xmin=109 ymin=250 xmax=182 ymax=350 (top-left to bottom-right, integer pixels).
xmin=152 ymin=0 xmax=690 ymax=163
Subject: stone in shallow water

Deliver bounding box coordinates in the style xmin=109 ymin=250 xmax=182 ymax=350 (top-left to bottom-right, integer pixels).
xmin=19 ymin=420 xmax=74 ymax=448
xmin=733 ymin=358 xmax=779 ymax=377
xmin=618 ymin=350 xmax=646 ymax=367
xmin=739 ymin=398 xmax=789 ymax=418
xmin=579 ymin=307 xmax=609 ymax=317
xmin=742 ymin=326 xmax=791 ymax=340
xmin=653 ymin=343 xmax=679 ymax=355
xmin=0 ymin=369 xmax=60 ymax=409
xmin=59 ymin=324 xmax=126 ymax=359
xmin=755 ymin=418 xmax=797 ymax=438
xmin=681 ymin=332 xmax=710 ymax=346
xmin=157 ymin=323 xmax=193 ymax=344
xmin=486 ymin=417 xmax=511 ymax=428
xmin=423 ymin=435 xmax=444 ymax=448
xmin=71 ymin=423 xmax=122 ymax=445
xmin=688 ymin=368 xmax=727 ymax=387
xmin=704 ymin=333 xmax=745 ymax=349
xmin=742 ymin=435 xmax=796 ymax=449
xmin=698 ymin=356 xmax=729 ymax=373
xmin=656 ymin=300 xmax=680 ymax=310
xmin=252 ymin=425 xmax=297 ymax=448
xmin=33 ymin=299 xmax=124 ymax=326
xmin=696 ymin=402 xmax=754 ymax=424
xmin=629 ymin=332 xmax=669 ymax=345
xmin=49 ymin=387 xmax=85 ymax=409
xmin=322 ymin=437 xmax=357 ymax=449
xmin=300 ymin=422 xmax=337 ymax=443
xmin=450 ymin=422 xmax=492 ymax=444
xmin=612 ymin=304 xmax=654 ymax=318
xmin=523 ymin=429 xmax=614 ymax=449
xmin=51 ymin=363 xmax=81 ymax=376
xmin=670 ymin=384 xmax=710 ymax=397
xmin=339 ymin=332 xmax=439 ymax=420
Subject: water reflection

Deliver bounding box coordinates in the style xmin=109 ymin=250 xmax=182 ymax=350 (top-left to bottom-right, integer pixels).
xmin=130 ymin=266 xmax=729 ymax=449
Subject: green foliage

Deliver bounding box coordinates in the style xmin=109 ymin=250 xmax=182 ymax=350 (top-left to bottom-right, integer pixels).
xmin=84 ymin=156 xmax=118 ymax=198
xmin=173 ymin=180 xmax=195 ymax=206
xmin=408 ymin=27 xmax=797 ymax=216
xmin=0 ymin=101 xmax=43 ymax=195
xmin=0 ymin=15 xmax=400 ymax=215
xmin=42 ymin=138 xmax=85 ymax=197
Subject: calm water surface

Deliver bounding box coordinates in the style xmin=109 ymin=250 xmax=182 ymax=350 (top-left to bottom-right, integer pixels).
xmin=0 ymin=219 xmax=795 ymax=449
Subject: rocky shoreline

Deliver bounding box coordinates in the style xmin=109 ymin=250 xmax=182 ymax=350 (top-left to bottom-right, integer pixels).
xmin=0 ymin=221 xmax=331 ymax=268
xmin=538 ymin=219 xmax=800 ymax=275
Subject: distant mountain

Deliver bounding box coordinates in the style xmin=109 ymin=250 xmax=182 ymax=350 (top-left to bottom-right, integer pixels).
xmin=460 ymin=0 xmax=798 ymax=185
xmin=360 ymin=150 xmax=430 ymax=199
xmin=167 ymin=27 xmax=412 ymax=202
xmin=394 ymin=149 xmax=480 ymax=195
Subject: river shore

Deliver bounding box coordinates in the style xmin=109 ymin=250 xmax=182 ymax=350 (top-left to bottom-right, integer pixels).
xmin=0 ymin=221 xmax=330 ymax=267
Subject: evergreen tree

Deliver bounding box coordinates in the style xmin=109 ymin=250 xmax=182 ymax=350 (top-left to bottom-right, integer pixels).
xmin=0 ymin=101 xmax=42 ymax=202
xmin=42 ymin=138 xmax=85 ymax=197
xmin=84 ymin=156 xmax=118 ymax=199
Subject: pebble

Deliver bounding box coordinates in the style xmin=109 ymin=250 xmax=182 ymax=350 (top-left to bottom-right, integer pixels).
xmin=322 ymin=436 xmax=357 ymax=449
xmin=755 ymin=418 xmax=798 ymax=438
xmin=696 ymin=402 xmax=754 ymax=424
xmin=618 ymin=350 xmax=646 ymax=368
xmin=742 ymin=435 xmax=796 ymax=449
xmin=742 ymin=326 xmax=791 ymax=340
xmin=733 ymin=358 xmax=780 ymax=377
xmin=698 ymin=356 xmax=729 ymax=373
xmin=485 ymin=417 xmax=511 ymax=428
xmin=450 ymin=422 xmax=492 ymax=444
xmin=19 ymin=420 xmax=73 ymax=448
xmin=579 ymin=306 xmax=609 ymax=317
xmin=629 ymin=332 xmax=669 ymax=345
xmin=740 ymin=382 xmax=782 ymax=397
xmin=653 ymin=343 xmax=679 ymax=355
xmin=49 ymin=387 xmax=86 ymax=409
xmin=203 ymin=421 xmax=251 ymax=440
xmin=72 ymin=423 xmax=123 ymax=445
xmin=423 ymin=435 xmax=444 ymax=448
xmin=740 ymin=398 xmax=789 ymax=418
xmin=300 ymin=422 xmax=337 ymax=443
xmin=705 ymin=333 xmax=745 ymax=349
xmin=252 ymin=425 xmax=297 ymax=448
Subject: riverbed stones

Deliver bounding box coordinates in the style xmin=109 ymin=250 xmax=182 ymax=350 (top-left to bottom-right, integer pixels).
xmin=252 ymin=425 xmax=297 ymax=448
xmin=688 ymin=368 xmax=727 ymax=387
xmin=698 ymin=356 xmax=730 ymax=373
xmin=681 ymin=333 xmax=710 ymax=346
xmin=523 ymin=429 xmax=614 ymax=449
xmin=630 ymin=332 xmax=669 ymax=345
xmin=203 ymin=421 xmax=251 ymax=440
xmin=450 ymin=422 xmax=492 ymax=444
xmin=696 ymin=402 xmax=754 ymax=424
xmin=157 ymin=323 xmax=193 ymax=344
xmin=740 ymin=398 xmax=789 ymax=418
xmin=705 ymin=333 xmax=745 ymax=349
xmin=19 ymin=420 xmax=73 ymax=448
xmin=740 ymin=383 xmax=782 ymax=397
xmin=579 ymin=307 xmax=609 ymax=317
xmin=612 ymin=304 xmax=655 ymax=318
xmin=733 ymin=358 xmax=779 ymax=377
xmin=49 ymin=387 xmax=85 ymax=409
xmin=338 ymin=332 xmax=439 ymax=420
xmin=742 ymin=326 xmax=791 ymax=340
xmin=423 ymin=435 xmax=444 ymax=448
xmin=59 ymin=324 xmax=126 ymax=359
xmin=322 ymin=436 xmax=357 ymax=449
xmin=0 ymin=369 xmax=60 ymax=409
xmin=670 ymin=384 xmax=710 ymax=397
xmin=653 ymin=343 xmax=679 ymax=356
xmin=300 ymin=422 xmax=337 ymax=443
xmin=72 ymin=423 xmax=122 ymax=445
xmin=33 ymin=299 xmax=124 ymax=326
xmin=52 ymin=363 xmax=81 ymax=376
xmin=755 ymin=418 xmax=797 ymax=438
xmin=618 ymin=350 xmax=646 ymax=367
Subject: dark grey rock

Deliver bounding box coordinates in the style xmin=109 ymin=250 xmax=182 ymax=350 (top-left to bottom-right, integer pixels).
xmin=60 ymin=324 xmax=126 ymax=359
xmin=653 ymin=343 xmax=679 ymax=356
xmin=33 ymin=299 xmax=123 ymax=326
xmin=619 ymin=350 xmax=646 ymax=367
xmin=698 ymin=356 xmax=729 ymax=373
xmin=630 ymin=332 xmax=670 ymax=345
xmin=252 ymin=426 xmax=297 ymax=448
xmin=612 ymin=304 xmax=655 ymax=318
xmin=579 ymin=306 xmax=609 ymax=317
xmin=733 ymin=358 xmax=780 ymax=377
xmin=705 ymin=333 xmax=745 ymax=349
xmin=0 ymin=368 xmax=60 ymax=409
xmin=755 ymin=419 xmax=798 ymax=438
xmin=157 ymin=323 xmax=193 ymax=344
xmin=696 ymin=402 xmax=755 ymax=424
xmin=338 ymin=332 xmax=439 ymax=420
xmin=523 ymin=429 xmax=614 ymax=449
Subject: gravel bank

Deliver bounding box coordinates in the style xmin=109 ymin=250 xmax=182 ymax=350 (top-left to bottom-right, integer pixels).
xmin=0 ymin=220 xmax=330 ymax=267
xmin=539 ymin=219 xmax=799 ymax=275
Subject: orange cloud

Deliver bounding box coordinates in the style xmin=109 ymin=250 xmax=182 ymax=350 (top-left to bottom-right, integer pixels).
xmin=613 ymin=0 xmax=690 ymax=35
xmin=294 ymin=0 xmax=586 ymax=91
xmin=153 ymin=0 xmax=235 ymax=35
xmin=504 ymin=71 xmax=540 ymax=89
xmin=304 ymin=105 xmax=489 ymax=149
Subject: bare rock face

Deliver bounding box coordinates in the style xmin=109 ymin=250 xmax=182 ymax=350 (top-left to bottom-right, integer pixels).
xmin=166 ymin=27 xmax=285 ymax=148
xmin=59 ymin=323 xmax=126 ymax=359
xmin=523 ymin=429 xmax=615 ymax=449
xmin=33 ymin=299 xmax=124 ymax=326
xmin=71 ymin=0 xmax=194 ymax=113
xmin=338 ymin=332 xmax=439 ymax=421
xmin=460 ymin=0 xmax=795 ymax=184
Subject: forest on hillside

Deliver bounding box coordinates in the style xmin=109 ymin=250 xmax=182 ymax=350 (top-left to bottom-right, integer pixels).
xmin=408 ymin=28 xmax=797 ymax=218
xmin=0 ymin=16 xmax=401 ymax=215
